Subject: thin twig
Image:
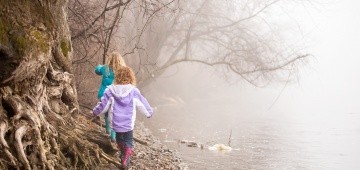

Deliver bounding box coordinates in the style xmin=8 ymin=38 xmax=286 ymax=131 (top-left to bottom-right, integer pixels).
xmin=227 ymin=129 xmax=232 ymax=147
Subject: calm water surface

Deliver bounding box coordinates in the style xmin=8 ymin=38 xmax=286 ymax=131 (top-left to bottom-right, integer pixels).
xmin=141 ymin=101 xmax=360 ymax=170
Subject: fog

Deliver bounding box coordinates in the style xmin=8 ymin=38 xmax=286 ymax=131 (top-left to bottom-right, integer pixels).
xmin=141 ymin=0 xmax=360 ymax=169
xmin=144 ymin=0 xmax=360 ymax=120
xmin=142 ymin=0 xmax=360 ymax=129
xmin=278 ymin=0 xmax=360 ymax=114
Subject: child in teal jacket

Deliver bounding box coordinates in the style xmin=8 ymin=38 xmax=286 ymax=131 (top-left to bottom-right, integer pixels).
xmin=95 ymin=52 xmax=127 ymax=142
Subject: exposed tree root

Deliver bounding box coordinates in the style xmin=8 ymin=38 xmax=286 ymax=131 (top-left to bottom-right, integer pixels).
xmin=14 ymin=125 xmax=30 ymax=169
xmin=100 ymin=150 xmax=121 ymax=166
xmin=34 ymin=124 xmax=51 ymax=169
xmin=0 ymin=0 xmax=128 ymax=169
xmin=0 ymin=70 xmax=115 ymax=169
xmin=0 ymin=121 xmax=17 ymax=166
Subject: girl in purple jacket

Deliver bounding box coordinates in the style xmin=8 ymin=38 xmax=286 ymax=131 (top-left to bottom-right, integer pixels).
xmin=93 ymin=66 xmax=153 ymax=168
xmin=95 ymin=52 xmax=127 ymax=143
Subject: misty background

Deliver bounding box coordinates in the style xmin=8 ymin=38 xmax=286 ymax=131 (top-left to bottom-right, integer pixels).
xmin=139 ymin=0 xmax=360 ymax=169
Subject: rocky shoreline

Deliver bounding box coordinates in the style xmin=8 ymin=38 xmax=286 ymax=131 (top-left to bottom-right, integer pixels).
xmin=96 ymin=121 xmax=185 ymax=170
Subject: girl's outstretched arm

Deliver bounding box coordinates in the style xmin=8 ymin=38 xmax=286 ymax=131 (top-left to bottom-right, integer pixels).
xmin=93 ymin=89 xmax=112 ymax=116
xmin=134 ymin=88 xmax=153 ymax=118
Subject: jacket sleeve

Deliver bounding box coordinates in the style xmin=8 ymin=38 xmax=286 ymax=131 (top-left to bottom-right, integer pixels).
xmin=93 ymin=89 xmax=112 ymax=116
xmin=95 ymin=65 xmax=104 ymax=75
xmin=134 ymin=88 xmax=153 ymax=118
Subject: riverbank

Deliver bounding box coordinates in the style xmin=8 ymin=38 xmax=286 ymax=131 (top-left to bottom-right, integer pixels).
xmin=86 ymin=115 xmax=184 ymax=169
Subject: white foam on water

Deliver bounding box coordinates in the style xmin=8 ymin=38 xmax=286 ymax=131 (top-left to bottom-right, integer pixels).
xmin=208 ymin=144 xmax=232 ymax=152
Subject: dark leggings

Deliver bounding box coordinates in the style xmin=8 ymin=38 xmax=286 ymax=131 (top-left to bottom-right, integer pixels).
xmin=116 ymin=131 xmax=133 ymax=148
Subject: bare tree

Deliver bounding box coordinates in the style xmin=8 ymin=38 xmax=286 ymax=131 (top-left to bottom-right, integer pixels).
xmin=73 ymin=0 xmax=308 ymax=89
xmin=69 ymin=0 xmax=310 ymax=105
xmin=68 ymin=0 xmax=178 ymax=105
xmin=125 ymin=0 xmax=310 ymax=87
xmin=0 ymin=0 xmax=119 ymax=169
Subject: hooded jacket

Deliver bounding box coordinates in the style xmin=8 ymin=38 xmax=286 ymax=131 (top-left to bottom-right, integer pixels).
xmin=93 ymin=84 xmax=153 ymax=132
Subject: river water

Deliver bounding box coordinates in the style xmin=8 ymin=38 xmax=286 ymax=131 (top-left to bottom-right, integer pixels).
xmin=141 ymin=92 xmax=360 ymax=170
xmin=140 ymin=86 xmax=360 ymax=169
xmin=139 ymin=62 xmax=360 ymax=169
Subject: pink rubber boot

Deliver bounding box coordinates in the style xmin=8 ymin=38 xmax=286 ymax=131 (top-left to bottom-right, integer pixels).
xmin=122 ymin=147 xmax=133 ymax=168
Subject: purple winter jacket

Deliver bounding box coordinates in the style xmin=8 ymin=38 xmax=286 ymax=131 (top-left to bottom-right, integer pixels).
xmin=93 ymin=84 xmax=153 ymax=132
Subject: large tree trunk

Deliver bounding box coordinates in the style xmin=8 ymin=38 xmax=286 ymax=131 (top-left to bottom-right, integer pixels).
xmin=0 ymin=0 xmax=107 ymax=169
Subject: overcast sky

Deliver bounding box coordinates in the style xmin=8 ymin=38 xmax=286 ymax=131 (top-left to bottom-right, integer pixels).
xmin=274 ymin=0 xmax=360 ymax=115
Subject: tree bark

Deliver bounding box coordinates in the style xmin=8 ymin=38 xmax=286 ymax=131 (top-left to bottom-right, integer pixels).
xmin=0 ymin=0 xmax=104 ymax=169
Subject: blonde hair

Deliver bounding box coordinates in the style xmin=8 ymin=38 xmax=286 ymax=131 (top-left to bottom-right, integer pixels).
xmin=105 ymin=52 xmax=126 ymax=76
xmin=115 ymin=66 xmax=136 ymax=86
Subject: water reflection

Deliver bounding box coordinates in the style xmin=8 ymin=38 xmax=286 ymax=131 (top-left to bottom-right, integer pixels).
xmin=141 ymin=102 xmax=360 ymax=169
